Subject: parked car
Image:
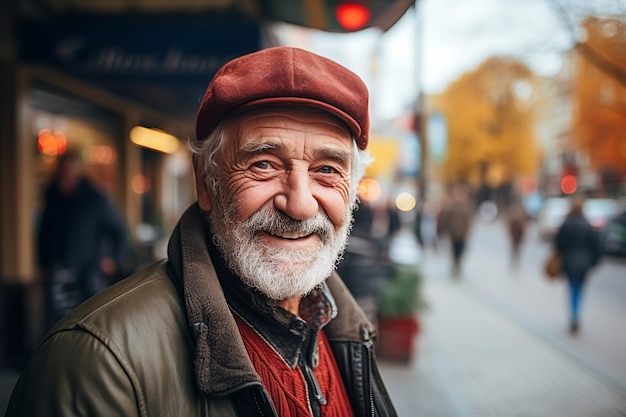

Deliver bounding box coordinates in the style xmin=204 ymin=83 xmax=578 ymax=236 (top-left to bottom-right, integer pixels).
xmin=536 ymin=197 xmax=619 ymax=241
xmin=536 ymin=197 xmax=570 ymax=240
xmin=583 ymin=198 xmax=620 ymax=231
xmin=603 ymin=210 xmax=626 ymax=257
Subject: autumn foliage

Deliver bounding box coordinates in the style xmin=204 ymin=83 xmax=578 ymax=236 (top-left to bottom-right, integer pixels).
xmin=430 ymin=57 xmax=540 ymax=188
xmin=572 ymin=17 xmax=626 ymax=176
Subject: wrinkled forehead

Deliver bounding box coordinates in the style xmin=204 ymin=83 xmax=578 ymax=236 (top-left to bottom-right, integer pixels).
xmin=234 ymin=106 xmax=351 ymax=134
xmin=224 ymin=106 xmax=354 ymax=151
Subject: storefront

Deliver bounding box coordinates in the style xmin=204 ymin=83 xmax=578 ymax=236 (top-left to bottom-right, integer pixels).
xmin=2 ymin=11 xmax=266 ymax=279
xmin=0 ymin=16 xmax=265 ymax=359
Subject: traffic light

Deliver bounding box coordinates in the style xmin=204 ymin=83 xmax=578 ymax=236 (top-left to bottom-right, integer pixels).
xmin=560 ymin=174 xmax=577 ymax=195
xmin=335 ymin=3 xmax=371 ymax=31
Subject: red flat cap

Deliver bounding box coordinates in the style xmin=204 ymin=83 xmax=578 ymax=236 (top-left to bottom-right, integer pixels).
xmin=195 ymin=46 xmax=370 ymax=150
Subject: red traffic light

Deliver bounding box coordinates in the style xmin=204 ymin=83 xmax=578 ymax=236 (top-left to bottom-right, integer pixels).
xmin=335 ymin=3 xmax=371 ymax=31
xmin=560 ymin=174 xmax=577 ymax=195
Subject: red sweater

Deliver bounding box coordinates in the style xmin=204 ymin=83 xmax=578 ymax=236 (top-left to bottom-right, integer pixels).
xmin=235 ymin=315 xmax=355 ymax=417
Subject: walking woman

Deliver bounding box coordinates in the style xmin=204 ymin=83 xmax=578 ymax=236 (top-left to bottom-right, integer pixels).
xmin=554 ymin=197 xmax=603 ymax=335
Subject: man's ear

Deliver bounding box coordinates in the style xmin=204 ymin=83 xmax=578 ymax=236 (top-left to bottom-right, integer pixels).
xmin=194 ymin=164 xmax=213 ymax=211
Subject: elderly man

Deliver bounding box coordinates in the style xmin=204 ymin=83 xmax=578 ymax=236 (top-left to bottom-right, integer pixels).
xmin=7 ymin=46 xmax=397 ymax=417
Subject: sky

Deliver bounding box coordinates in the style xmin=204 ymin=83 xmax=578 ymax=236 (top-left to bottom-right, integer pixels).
xmin=275 ymin=0 xmax=602 ymax=121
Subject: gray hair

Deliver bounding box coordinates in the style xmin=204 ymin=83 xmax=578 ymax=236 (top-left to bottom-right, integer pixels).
xmin=188 ymin=116 xmax=372 ymax=210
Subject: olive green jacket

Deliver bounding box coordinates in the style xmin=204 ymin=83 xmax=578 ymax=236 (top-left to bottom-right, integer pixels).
xmin=6 ymin=204 xmax=397 ymax=417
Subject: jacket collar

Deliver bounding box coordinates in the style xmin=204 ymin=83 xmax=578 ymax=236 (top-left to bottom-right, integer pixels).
xmin=167 ymin=203 xmax=376 ymax=395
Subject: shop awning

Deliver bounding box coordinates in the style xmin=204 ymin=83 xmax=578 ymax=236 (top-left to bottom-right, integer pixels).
xmin=30 ymin=0 xmax=416 ymax=33
xmin=17 ymin=0 xmax=415 ymax=122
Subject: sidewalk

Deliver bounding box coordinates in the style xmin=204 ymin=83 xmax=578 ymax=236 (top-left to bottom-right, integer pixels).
xmin=3 ymin=245 xmax=626 ymax=416
xmin=378 ymin=251 xmax=626 ymax=417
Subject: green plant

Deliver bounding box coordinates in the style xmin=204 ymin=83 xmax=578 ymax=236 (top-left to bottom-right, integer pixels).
xmin=377 ymin=264 xmax=426 ymax=317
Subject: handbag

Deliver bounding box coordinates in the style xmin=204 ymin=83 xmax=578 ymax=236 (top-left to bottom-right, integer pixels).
xmin=544 ymin=250 xmax=562 ymax=279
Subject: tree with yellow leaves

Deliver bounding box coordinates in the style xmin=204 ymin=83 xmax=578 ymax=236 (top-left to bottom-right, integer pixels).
xmin=430 ymin=57 xmax=540 ymax=189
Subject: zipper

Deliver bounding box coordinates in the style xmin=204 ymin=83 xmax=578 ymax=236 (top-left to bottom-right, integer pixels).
xmin=302 ymin=363 xmax=327 ymax=417
xmin=362 ymin=340 xmax=398 ymax=417
xmin=304 ymin=364 xmax=327 ymax=406
xmin=363 ymin=342 xmax=375 ymax=417
xmin=251 ymin=387 xmax=270 ymax=417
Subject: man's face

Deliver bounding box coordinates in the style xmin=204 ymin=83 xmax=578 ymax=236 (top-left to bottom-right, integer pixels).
xmin=203 ymin=107 xmax=354 ymax=300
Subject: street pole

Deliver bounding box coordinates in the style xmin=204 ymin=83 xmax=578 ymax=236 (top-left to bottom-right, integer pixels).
xmin=413 ymin=2 xmax=428 ymax=204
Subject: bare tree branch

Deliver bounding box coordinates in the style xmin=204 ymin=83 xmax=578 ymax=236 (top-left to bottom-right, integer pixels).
xmin=544 ymin=0 xmax=626 ymax=88
xmin=543 ymin=0 xmax=578 ymax=44
xmin=575 ymin=42 xmax=626 ymax=88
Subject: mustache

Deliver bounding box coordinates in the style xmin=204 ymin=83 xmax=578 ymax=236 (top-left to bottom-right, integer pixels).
xmin=243 ymin=208 xmax=335 ymax=243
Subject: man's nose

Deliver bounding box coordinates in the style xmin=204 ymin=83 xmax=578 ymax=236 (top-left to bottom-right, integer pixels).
xmin=274 ymin=170 xmax=319 ymax=220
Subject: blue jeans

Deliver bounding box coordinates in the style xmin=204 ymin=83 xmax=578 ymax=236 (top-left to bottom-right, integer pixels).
xmin=567 ymin=275 xmax=585 ymax=323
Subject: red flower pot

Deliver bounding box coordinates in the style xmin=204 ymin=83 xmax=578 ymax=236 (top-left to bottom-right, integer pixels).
xmin=376 ymin=316 xmax=420 ymax=362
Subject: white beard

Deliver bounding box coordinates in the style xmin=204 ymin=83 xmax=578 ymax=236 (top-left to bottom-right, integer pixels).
xmin=209 ymin=199 xmax=352 ymax=301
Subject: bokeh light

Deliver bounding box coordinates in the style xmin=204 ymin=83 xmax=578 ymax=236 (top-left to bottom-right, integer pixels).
xmin=131 ymin=174 xmax=151 ymax=194
xmin=37 ymin=129 xmax=67 ymax=156
xmin=89 ymin=145 xmax=117 ymax=165
xmin=395 ymin=192 xmax=416 ymax=212
xmin=129 ymin=126 xmax=180 ymax=154
xmin=357 ymin=178 xmax=381 ymax=202
xmin=479 ymin=200 xmax=498 ymax=221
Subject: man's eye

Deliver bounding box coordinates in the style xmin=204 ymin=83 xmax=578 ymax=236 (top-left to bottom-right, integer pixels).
xmin=318 ymin=166 xmax=336 ymax=174
xmin=253 ymin=161 xmax=270 ymax=169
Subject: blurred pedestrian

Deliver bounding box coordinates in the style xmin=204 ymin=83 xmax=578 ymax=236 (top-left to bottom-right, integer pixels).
xmin=554 ymin=196 xmax=603 ymax=335
xmin=439 ymin=184 xmax=474 ymax=277
xmin=506 ymin=202 xmax=527 ymax=268
xmin=415 ymin=199 xmax=440 ymax=252
xmin=37 ymin=150 xmax=133 ymax=330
